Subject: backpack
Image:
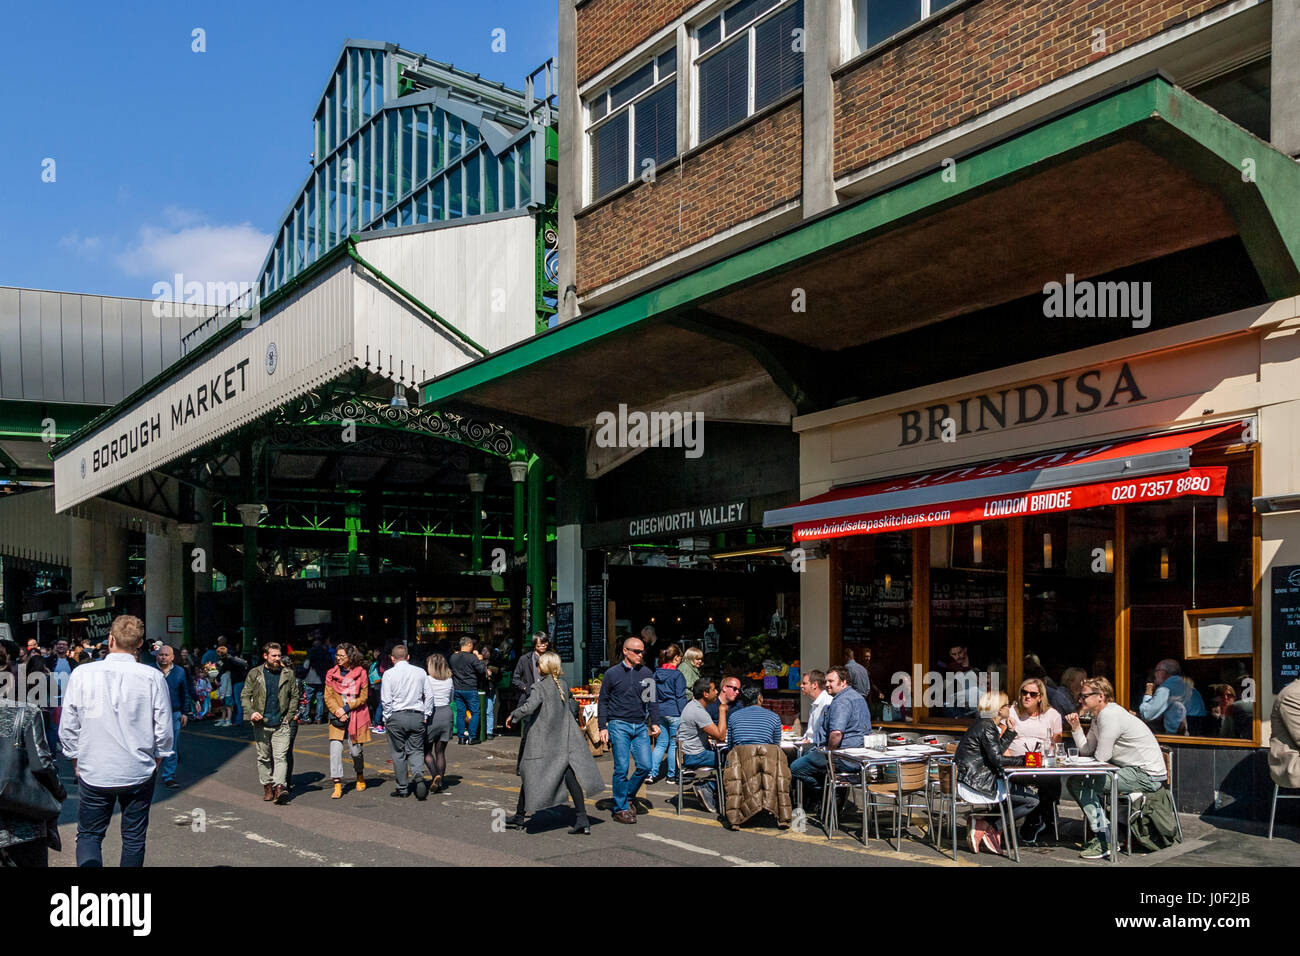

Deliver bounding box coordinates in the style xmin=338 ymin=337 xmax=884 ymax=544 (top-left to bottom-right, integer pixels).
xmin=1126 ymin=786 xmax=1182 ymax=852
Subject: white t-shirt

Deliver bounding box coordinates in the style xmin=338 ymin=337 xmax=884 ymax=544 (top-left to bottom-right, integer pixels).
xmin=1007 ymin=707 xmax=1063 ymax=757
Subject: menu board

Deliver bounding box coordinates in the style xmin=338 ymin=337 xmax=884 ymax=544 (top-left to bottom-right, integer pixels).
xmin=554 ymin=602 xmax=575 ymax=663
xmin=586 ymin=584 xmax=606 ymax=661
xmin=1271 ymin=566 xmax=1300 ymax=694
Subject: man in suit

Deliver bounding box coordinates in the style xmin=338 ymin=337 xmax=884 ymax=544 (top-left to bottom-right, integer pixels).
xmin=1269 ymin=677 xmax=1300 ymax=790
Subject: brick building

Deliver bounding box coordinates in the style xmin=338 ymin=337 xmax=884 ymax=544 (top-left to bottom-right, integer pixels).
xmin=423 ymin=0 xmax=1300 ymax=822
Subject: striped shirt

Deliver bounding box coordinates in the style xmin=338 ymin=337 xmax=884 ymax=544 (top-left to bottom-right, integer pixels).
xmin=726 ymin=704 xmax=783 ymax=746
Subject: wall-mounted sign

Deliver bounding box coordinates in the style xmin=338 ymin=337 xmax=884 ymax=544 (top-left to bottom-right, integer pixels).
xmin=166 ymin=616 xmax=184 ymax=634
xmin=554 ymin=602 xmax=575 ymax=663
xmin=1271 ymin=566 xmax=1300 ymax=694
xmin=584 ymin=500 xmax=749 ymax=549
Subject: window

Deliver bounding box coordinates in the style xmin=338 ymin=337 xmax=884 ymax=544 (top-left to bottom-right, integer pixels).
xmin=852 ymin=0 xmax=962 ymax=56
xmin=695 ymin=0 xmax=803 ymax=144
xmin=585 ymin=47 xmax=677 ymax=202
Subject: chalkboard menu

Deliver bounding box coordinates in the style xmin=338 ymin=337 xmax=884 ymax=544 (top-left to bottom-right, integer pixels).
xmin=1270 ymin=565 xmax=1300 ymax=694
xmin=554 ymin=602 xmax=575 ymax=663
xmin=586 ymin=584 xmax=606 ymax=659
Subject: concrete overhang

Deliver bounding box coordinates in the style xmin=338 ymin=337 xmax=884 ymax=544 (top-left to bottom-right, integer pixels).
xmin=420 ymin=74 xmax=1300 ymax=429
xmin=50 ymin=215 xmax=540 ymax=512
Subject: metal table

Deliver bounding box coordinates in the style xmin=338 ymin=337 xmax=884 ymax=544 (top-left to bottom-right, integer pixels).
xmin=1001 ymin=761 xmax=1120 ymax=864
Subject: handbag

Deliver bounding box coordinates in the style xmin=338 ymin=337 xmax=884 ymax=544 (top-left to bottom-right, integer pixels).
xmin=329 ymin=705 xmax=350 ymax=730
xmin=0 ymin=706 xmax=63 ymax=821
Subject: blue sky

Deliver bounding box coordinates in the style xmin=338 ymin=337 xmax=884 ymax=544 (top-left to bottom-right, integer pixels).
xmin=0 ymin=0 xmax=558 ymax=299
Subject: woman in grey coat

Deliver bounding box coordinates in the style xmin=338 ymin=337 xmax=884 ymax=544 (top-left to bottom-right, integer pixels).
xmin=504 ymin=652 xmax=604 ymax=834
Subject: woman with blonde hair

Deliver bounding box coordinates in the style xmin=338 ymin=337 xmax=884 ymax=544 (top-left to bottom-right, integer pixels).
xmin=325 ymin=642 xmax=372 ymax=799
xmin=679 ymin=645 xmax=703 ymax=690
xmin=423 ymin=653 xmax=454 ymax=792
xmin=504 ymin=652 xmax=605 ymax=834
xmin=1008 ymin=676 xmax=1063 ymax=843
xmin=954 ymin=689 xmax=1038 ymax=855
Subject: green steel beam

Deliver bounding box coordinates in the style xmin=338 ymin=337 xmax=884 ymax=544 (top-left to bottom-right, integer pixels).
xmin=422 ymin=76 xmax=1300 ymax=408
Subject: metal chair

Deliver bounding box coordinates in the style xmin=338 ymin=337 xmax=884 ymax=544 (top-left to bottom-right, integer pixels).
xmin=1119 ymin=745 xmax=1183 ymax=853
xmin=930 ymin=755 xmax=1020 ymax=861
xmin=867 ymin=759 xmax=934 ymax=849
xmin=1268 ymin=782 xmax=1300 ymax=839
xmin=820 ymin=749 xmax=876 ymax=845
xmin=675 ymin=743 xmax=717 ymax=815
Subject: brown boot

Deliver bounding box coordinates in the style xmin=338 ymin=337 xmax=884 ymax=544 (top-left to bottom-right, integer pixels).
xmin=273 ymin=784 xmax=289 ymax=805
xmin=355 ymin=773 xmax=367 ymax=792
xmin=263 ymin=783 xmax=274 ymax=801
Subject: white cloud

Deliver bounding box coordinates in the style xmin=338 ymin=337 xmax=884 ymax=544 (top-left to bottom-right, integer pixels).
xmin=58 ymin=232 xmax=104 ymax=257
xmin=116 ymin=213 xmax=271 ymax=292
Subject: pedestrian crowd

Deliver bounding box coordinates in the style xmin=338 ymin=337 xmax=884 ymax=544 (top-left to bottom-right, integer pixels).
xmin=3 ymin=618 xmax=1297 ymax=867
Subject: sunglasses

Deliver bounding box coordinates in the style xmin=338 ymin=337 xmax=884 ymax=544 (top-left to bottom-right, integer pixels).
xmin=626 ymin=647 xmax=644 ymax=655
xmin=1020 ymin=690 xmax=1040 ymax=698
xmin=1077 ymin=691 xmax=1101 ymax=700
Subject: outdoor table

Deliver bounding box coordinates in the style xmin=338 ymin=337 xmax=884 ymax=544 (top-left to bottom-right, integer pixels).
xmin=1001 ymin=759 xmax=1121 ymax=864
xmin=781 ymin=733 xmax=813 ymax=808
xmin=820 ymin=745 xmax=941 ymax=849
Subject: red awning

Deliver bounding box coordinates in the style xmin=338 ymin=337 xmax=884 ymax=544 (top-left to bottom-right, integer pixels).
xmin=764 ymin=422 xmax=1242 ymax=541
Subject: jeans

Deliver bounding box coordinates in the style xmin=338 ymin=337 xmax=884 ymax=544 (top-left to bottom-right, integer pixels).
xmin=232 ymin=682 xmax=245 ymax=723
xmin=789 ymin=749 xmax=829 ymax=802
xmin=252 ymin=722 xmax=294 ymax=787
xmin=330 ymin=739 xmax=364 ymax=779
xmin=455 ymin=690 xmax=480 ymax=741
xmin=484 ymin=692 xmax=496 ymax=737
xmin=1067 ymin=765 xmax=1162 ymax=833
xmin=303 ymin=683 xmax=326 ymax=721
xmin=161 ymin=712 xmax=182 ymax=780
xmin=76 ymin=774 xmax=156 ymax=867
xmin=608 ymin=719 xmax=652 ymax=812
xmin=650 ymin=715 xmax=681 ymax=779
xmin=386 ymin=710 xmax=426 ymax=791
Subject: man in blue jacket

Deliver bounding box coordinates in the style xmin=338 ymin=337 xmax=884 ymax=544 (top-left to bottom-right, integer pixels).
xmin=597 ymin=636 xmax=661 ymax=824
xmin=155 ymin=644 xmax=189 ymax=789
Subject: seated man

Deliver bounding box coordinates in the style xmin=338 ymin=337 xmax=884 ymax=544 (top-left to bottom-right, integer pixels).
xmin=1138 ymin=659 xmax=1205 ymax=735
xmin=706 ymin=675 xmax=742 ymax=723
xmin=788 ymin=666 xmax=870 ymax=810
xmin=677 ymin=678 xmax=728 ymax=813
xmin=727 ymin=686 xmax=782 ymax=747
xmin=1066 ymin=676 xmax=1168 ymax=860
xmin=798 ymin=670 xmax=831 ymax=744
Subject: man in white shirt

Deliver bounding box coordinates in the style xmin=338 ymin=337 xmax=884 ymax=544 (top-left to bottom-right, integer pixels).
xmin=799 ymin=669 xmax=832 ymax=744
xmin=1065 ymin=675 xmax=1167 ymax=860
xmin=60 ymin=614 xmax=173 ymax=867
xmin=381 ymin=644 xmax=432 ymax=800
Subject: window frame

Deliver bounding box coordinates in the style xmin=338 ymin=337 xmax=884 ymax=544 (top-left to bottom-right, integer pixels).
xmin=847 ymin=0 xmax=964 ymax=61
xmin=690 ymin=0 xmax=803 ymax=149
xmin=583 ymin=45 xmax=679 ymax=204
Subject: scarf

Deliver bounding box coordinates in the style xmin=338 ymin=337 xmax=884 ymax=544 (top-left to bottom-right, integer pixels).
xmin=326 ymin=666 xmax=368 ymax=738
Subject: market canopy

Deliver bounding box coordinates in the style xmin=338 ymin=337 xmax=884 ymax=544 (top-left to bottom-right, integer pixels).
xmin=763 ymin=421 xmax=1242 ymax=541
xmin=51 ymin=215 xmax=539 ymax=512
xmin=421 ymin=76 xmax=1300 ymax=444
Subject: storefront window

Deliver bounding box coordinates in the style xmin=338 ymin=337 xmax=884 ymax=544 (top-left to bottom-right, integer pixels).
xmin=1023 ymin=507 xmax=1115 ymax=714
xmin=930 ymin=521 xmax=1007 ymax=718
xmin=838 ymin=532 xmax=911 ymax=722
xmin=1126 ymin=457 xmax=1254 ymax=739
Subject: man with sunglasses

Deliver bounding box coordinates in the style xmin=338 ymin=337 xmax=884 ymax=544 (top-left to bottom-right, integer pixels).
xmin=597 ymin=637 xmax=661 ymax=824
xmin=1064 ymin=676 xmax=1167 ymax=860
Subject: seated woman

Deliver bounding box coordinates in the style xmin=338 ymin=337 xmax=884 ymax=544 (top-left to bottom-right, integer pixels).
xmin=955 ymin=689 xmax=1039 ymax=855
xmin=1007 ymin=676 xmax=1063 ymax=844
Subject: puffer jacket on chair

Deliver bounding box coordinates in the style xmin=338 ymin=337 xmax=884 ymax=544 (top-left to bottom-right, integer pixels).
xmin=721 ymin=744 xmax=793 ymax=828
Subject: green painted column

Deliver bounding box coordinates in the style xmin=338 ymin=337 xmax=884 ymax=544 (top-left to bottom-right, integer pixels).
xmin=527 ymin=455 xmax=546 ymax=633
xmin=345 ymin=502 xmax=362 ymax=576
xmin=468 ymin=473 xmax=486 ymax=572
xmin=509 ymin=461 xmax=527 ymax=556
xmin=236 ymin=504 xmax=262 ymax=656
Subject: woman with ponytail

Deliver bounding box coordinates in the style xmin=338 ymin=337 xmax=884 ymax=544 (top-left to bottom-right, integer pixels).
xmin=504 ymin=652 xmax=604 ymax=834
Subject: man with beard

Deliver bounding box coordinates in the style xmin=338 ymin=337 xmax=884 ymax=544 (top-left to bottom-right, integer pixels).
xmin=241 ymin=643 xmax=300 ymax=804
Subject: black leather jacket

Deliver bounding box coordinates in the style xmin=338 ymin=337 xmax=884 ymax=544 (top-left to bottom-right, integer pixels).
xmin=955 ymin=718 xmax=1019 ymax=799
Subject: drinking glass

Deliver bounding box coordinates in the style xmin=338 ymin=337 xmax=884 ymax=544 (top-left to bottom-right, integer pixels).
xmin=1068 ymin=748 xmax=1079 ymax=761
